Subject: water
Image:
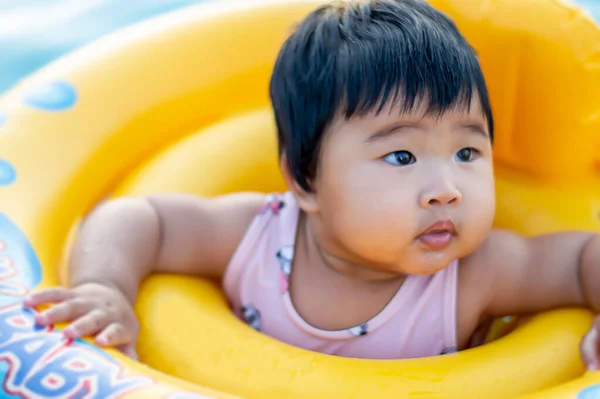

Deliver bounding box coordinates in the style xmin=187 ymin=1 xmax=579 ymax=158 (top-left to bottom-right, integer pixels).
xmin=0 ymin=0 xmax=598 ymax=95
xmin=574 ymin=0 xmax=600 ymax=24
xmin=0 ymin=0 xmax=207 ymax=94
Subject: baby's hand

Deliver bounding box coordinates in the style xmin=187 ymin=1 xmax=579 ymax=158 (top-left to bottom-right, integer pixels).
xmin=23 ymin=282 xmax=139 ymax=359
xmin=581 ymin=316 xmax=600 ymax=371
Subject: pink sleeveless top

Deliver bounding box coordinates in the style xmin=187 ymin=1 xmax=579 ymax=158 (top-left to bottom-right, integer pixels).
xmin=223 ymin=192 xmax=458 ymax=359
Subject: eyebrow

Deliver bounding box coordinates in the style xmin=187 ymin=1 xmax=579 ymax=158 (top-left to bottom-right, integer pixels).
xmin=365 ymin=122 xmax=489 ymax=143
xmin=366 ymin=123 xmax=418 ymax=143
xmin=461 ymin=123 xmax=489 ymax=138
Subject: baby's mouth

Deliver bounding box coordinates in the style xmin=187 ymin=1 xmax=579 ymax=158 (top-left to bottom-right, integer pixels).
xmin=417 ymin=220 xmax=456 ymax=250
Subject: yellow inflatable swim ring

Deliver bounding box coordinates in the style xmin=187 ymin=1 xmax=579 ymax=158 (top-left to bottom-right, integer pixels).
xmin=0 ymin=0 xmax=599 ymax=398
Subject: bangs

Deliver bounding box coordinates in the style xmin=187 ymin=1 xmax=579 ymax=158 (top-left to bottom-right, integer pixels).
xmin=334 ymin=2 xmax=493 ymax=137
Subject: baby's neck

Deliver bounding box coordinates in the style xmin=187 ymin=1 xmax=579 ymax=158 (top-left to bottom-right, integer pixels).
xmin=318 ymin=249 xmax=404 ymax=281
xmin=289 ymin=213 xmax=408 ymax=331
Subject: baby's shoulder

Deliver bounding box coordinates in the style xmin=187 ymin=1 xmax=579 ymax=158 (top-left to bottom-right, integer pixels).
xmin=256 ymin=192 xmax=297 ymax=216
xmin=225 ymin=191 xmax=298 ymax=245
xmin=457 ymin=228 xmax=528 ymax=311
xmin=456 ymin=229 xmax=519 ymax=344
xmin=460 ymin=228 xmax=523 ymax=271
xmin=458 ymin=229 xmax=513 ymax=295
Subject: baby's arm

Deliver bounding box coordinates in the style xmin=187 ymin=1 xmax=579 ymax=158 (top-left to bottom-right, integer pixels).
xmin=24 ymin=193 xmax=264 ymax=355
xmin=72 ymin=193 xmax=264 ymax=295
xmin=458 ymin=229 xmax=600 ymax=366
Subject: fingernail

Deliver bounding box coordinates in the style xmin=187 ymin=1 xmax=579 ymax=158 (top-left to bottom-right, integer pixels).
xmin=34 ymin=314 xmax=47 ymax=325
xmin=127 ymin=348 xmax=138 ymax=360
xmin=22 ymin=297 xmax=35 ymax=307
xmin=63 ymin=326 xmax=78 ymax=338
xmin=96 ymin=336 xmax=107 ymax=346
xmin=589 ymin=363 xmax=598 ymax=371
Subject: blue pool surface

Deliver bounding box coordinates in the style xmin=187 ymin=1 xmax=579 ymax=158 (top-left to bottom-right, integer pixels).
xmin=0 ymin=0 xmax=598 ymax=96
xmin=574 ymin=0 xmax=600 ymax=24
xmin=0 ymin=0 xmax=207 ymax=95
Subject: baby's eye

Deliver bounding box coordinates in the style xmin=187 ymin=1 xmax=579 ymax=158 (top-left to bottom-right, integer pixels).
xmin=384 ymin=151 xmax=416 ymax=166
xmin=454 ymin=148 xmax=478 ymax=162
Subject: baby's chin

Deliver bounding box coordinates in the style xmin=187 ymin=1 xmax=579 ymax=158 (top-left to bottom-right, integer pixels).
xmin=400 ymin=262 xmax=452 ymax=276
xmin=393 ymin=249 xmax=460 ymax=276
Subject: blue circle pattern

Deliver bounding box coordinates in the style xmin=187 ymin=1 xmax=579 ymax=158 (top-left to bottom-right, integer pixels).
xmin=0 ymin=159 xmax=16 ymax=185
xmin=3 ymin=81 xmax=78 ymax=189
xmin=579 ymin=385 xmax=600 ymax=399
xmin=23 ymin=81 xmax=77 ymax=111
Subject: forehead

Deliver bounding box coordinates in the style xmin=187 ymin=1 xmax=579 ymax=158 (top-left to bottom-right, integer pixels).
xmin=330 ymin=95 xmax=488 ymax=134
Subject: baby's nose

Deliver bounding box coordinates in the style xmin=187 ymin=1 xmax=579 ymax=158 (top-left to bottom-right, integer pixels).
xmin=420 ymin=184 xmax=462 ymax=208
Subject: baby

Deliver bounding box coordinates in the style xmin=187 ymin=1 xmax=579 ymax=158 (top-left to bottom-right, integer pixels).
xmin=24 ymin=0 xmax=600 ymax=367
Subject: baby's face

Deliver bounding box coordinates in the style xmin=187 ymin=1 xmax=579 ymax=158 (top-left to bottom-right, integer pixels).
xmin=312 ymin=99 xmax=495 ymax=275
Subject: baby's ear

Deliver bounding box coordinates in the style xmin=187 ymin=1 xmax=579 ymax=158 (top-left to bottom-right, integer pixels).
xmin=280 ymin=154 xmax=319 ymax=214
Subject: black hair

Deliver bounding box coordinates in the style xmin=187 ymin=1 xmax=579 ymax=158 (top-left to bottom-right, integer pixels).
xmin=270 ymin=0 xmax=494 ymax=191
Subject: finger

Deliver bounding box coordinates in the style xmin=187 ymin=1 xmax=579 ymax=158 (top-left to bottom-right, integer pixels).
xmin=36 ymin=299 xmax=88 ymax=326
xmin=116 ymin=343 xmax=138 ymax=360
xmin=23 ymin=288 xmax=74 ymax=307
xmin=95 ymin=323 xmax=133 ymax=347
xmin=580 ymin=327 xmax=599 ymax=371
xmin=592 ymin=318 xmax=600 ymax=370
xmin=63 ymin=309 xmax=108 ymax=339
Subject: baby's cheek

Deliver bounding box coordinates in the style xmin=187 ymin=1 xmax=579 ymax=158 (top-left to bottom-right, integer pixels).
xmin=461 ymin=189 xmax=495 ymax=251
xmin=342 ymin=201 xmax=416 ymax=258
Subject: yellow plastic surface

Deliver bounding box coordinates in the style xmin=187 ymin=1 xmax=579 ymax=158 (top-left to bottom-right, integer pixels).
xmin=0 ymin=0 xmax=599 ymax=398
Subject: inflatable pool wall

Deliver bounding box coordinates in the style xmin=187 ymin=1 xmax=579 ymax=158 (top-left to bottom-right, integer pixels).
xmin=1 ymin=0 xmax=599 ymax=398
